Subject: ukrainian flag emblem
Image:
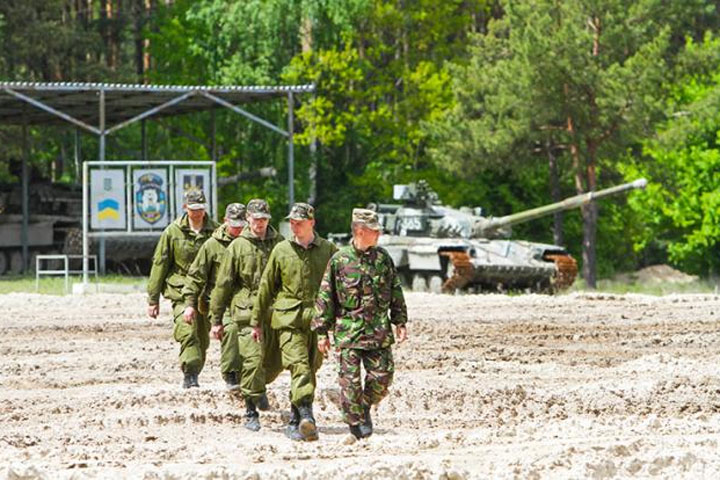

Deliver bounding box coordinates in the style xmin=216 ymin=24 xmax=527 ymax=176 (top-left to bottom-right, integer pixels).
xmin=98 ymin=198 xmax=120 ymax=221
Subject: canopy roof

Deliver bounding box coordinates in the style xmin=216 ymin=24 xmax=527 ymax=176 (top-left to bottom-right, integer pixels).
xmin=0 ymin=81 xmax=314 ymax=129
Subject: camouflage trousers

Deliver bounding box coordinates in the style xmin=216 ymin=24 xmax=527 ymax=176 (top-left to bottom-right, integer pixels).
xmin=171 ymin=301 xmax=211 ymax=375
xmin=336 ymin=347 xmax=394 ymax=426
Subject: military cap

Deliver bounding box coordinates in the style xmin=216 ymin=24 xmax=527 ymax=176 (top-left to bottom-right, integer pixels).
xmin=352 ymin=208 xmax=382 ymax=231
xmin=225 ymin=203 xmax=247 ymax=227
xmin=285 ymin=202 xmax=315 ymax=220
xmin=184 ymin=189 xmax=207 ymax=210
xmin=246 ymin=198 xmax=272 ymax=219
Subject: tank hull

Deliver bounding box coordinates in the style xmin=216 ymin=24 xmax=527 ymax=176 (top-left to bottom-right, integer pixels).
xmin=378 ymin=235 xmax=578 ymax=293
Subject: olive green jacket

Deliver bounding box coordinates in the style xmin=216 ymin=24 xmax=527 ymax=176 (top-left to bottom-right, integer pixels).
xmin=251 ymin=233 xmax=338 ymax=331
xmin=146 ymin=214 xmax=218 ymax=305
xmin=210 ymin=226 xmax=283 ymax=326
xmin=181 ymin=223 xmax=236 ymax=311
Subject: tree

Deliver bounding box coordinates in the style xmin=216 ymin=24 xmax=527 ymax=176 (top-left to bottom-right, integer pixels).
xmin=427 ymin=0 xmax=712 ymax=287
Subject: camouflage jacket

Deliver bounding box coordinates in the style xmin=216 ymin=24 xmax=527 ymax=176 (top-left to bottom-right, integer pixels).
xmin=146 ymin=214 xmax=218 ymax=305
xmin=181 ymin=223 xmax=235 ymax=313
xmin=312 ymin=242 xmax=408 ymax=349
xmin=210 ymin=226 xmax=283 ymax=326
xmin=251 ymin=233 xmax=337 ymax=331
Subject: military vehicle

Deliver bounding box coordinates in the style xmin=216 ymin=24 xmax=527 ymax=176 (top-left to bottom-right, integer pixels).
xmin=364 ymin=178 xmax=647 ymax=294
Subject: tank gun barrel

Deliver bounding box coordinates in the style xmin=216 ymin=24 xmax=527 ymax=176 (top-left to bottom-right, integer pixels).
xmin=476 ymin=178 xmax=647 ymax=235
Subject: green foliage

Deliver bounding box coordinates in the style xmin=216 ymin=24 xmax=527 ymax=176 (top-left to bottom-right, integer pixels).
xmin=620 ymin=35 xmax=720 ymax=274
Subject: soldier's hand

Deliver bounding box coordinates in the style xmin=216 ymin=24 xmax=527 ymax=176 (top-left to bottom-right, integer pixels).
xmin=211 ymin=324 xmax=224 ymax=340
xmin=396 ymin=324 xmax=408 ymax=343
xmin=147 ymin=304 xmax=159 ymax=319
xmin=317 ymin=337 xmax=331 ymax=357
xmin=251 ymin=326 xmax=263 ymax=343
xmin=183 ymin=306 xmax=196 ymax=325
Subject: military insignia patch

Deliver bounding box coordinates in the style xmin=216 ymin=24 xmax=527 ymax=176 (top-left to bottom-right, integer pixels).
xmin=136 ymin=173 xmax=166 ymax=225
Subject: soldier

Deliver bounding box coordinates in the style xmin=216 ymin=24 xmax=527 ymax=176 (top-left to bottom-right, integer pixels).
xmin=147 ymin=190 xmax=219 ymax=388
xmin=251 ymin=202 xmax=337 ymax=441
xmin=210 ymin=199 xmax=284 ymax=431
xmin=312 ymin=208 xmax=408 ymax=440
xmin=182 ymin=202 xmax=246 ymax=389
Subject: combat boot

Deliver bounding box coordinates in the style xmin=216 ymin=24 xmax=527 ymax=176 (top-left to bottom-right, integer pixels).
xmin=349 ymin=424 xmax=363 ymax=440
xmin=285 ymin=405 xmax=304 ymax=441
xmin=244 ymin=399 xmax=261 ymax=432
xmin=183 ymin=372 xmax=199 ymax=389
xmin=359 ymin=404 xmax=373 ymax=438
xmin=223 ymin=372 xmax=240 ymax=391
xmin=297 ymin=403 xmax=318 ymax=441
xmin=256 ymin=393 xmax=270 ymax=411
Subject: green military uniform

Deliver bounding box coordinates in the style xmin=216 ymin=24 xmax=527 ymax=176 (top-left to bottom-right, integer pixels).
xmin=210 ymin=224 xmax=283 ymax=400
xmin=312 ymin=208 xmax=408 ymax=437
xmin=251 ymin=232 xmax=337 ymax=406
xmin=183 ymin=221 xmax=239 ymax=382
xmin=147 ymin=212 xmax=218 ymax=376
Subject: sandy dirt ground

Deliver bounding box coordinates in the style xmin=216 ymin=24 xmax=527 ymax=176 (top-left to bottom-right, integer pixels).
xmin=2 ymin=291 xmax=720 ymax=479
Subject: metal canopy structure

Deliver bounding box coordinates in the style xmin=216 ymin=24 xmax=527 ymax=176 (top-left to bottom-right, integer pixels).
xmin=3 ymin=81 xmax=314 ymax=274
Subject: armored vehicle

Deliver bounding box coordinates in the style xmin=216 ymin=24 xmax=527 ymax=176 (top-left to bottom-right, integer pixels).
xmin=367 ymin=178 xmax=647 ymax=293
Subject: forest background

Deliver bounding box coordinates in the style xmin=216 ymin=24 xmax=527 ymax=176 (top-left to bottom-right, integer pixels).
xmin=3 ymin=0 xmax=720 ymax=287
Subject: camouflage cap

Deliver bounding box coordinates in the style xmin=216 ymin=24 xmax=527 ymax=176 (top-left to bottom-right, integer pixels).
xmin=225 ymin=203 xmax=247 ymax=227
xmin=184 ymin=189 xmax=207 ymax=210
xmin=285 ymin=202 xmax=315 ymax=220
xmin=352 ymin=208 xmax=382 ymax=231
xmin=246 ymin=198 xmax=272 ymax=219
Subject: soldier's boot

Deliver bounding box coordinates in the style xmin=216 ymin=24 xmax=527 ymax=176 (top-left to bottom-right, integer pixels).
xmin=359 ymin=404 xmax=373 ymax=438
xmin=349 ymin=424 xmax=364 ymax=440
xmin=297 ymin=403 xmax=319 ymax=442
xmin=244 ymin=399 xmax=261 ymax=432
xmin=183 ymin=372 xmax=199 ymax=389
xmin=285 ymin=405 xmax=304 ymax=441
xmin=256 ymin=393 xmax=270 ymax=411
xmin=222 ymin=371 xmax=240 ymax=391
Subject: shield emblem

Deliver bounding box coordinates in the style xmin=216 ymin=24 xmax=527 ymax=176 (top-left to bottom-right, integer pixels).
xmin=136 ymin=173 xmax=166 ymax=224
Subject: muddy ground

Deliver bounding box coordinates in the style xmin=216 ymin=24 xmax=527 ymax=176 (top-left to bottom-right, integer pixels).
xmin=2 ymin=291 xmax=720 ymax=479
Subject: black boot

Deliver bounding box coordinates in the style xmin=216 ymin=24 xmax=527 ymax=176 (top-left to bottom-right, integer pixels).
xmin=359 ymin=404 xmax=373 ymax=438
xmin=349 ymin=424 xmax=363 ymax=440
xmin=183 ymin=372 xmax=199 ymax=389
xmin=256 ymin=393 xmax=270 ymax=411
xmin=285 ymin=405 xmax=304 ymax=441
xmin=244 ymin=399 xmax=261 ymax=432
xmin=297 ymin=403 xmax=318 ymax=441
xmin=222 ymin=372 xmax=240 ymax=391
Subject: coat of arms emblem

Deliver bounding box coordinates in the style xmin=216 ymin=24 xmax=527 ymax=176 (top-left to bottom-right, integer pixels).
xmin=136 ymin=173 xmax=166 ymax=224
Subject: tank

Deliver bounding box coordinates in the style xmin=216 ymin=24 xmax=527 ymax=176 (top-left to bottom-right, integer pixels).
xmin=363 ymin=178 xmax=647 ymax=293
xmin=0 ymin=181 xmax=155 ymax=276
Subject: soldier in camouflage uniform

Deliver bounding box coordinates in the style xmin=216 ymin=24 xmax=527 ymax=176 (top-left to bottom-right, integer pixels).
xmin=181 ymin=203 xmax=246 ymax=388
xmin=312 ymin=208 xmax=408 ymax=439
xmin=251 ymin=202 xmax=337 ymax=441
xmin=147 ymin=190 xmax=219 ymax=388
xmin=210 ymin=199 xmax=284 ymax=431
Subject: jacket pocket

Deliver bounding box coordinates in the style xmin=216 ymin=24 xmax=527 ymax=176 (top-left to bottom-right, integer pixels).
xmin=338 ymin=276 xmax=362 ymax=311
xmin=271 ymin=298 xmax=303 ymax=330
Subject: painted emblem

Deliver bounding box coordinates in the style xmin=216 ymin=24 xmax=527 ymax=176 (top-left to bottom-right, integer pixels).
xmin=97 ymin=198 xmax=120 ymax=221
xmin=136 ymin=173 xmax=166 ymax=224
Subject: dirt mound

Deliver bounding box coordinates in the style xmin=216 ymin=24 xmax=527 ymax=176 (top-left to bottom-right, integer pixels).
xmin=615 ymin=264 xmax=698 ymax=284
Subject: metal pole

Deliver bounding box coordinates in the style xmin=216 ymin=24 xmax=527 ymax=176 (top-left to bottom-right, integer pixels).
xmin=98 ymin=88 xmax=106 ymax=275
xmin=287 ymin=92 xmax=295 ymax=207
xmin=74 ymin=128 xmax=81 ymax=183
xmin=211 ymin=108 xmax=217 ymax=162
xmin=82 ymin=161 xmax=89 ymax=285
xmin=21 ymin=117 xmax=29 ymax=274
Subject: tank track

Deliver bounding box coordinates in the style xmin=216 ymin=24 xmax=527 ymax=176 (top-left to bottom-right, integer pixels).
xmin=440 ymin=251 xmax=474 ymax=292
xmin=544 ymin=253 xmax=578 ymax=290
